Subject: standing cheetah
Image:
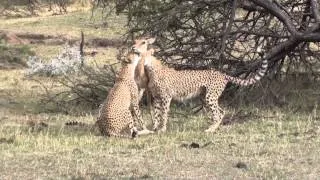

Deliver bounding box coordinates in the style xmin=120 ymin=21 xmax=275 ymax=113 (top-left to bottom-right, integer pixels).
xmin=96 ymin=51 xmax=153 ymax=138
xmin=132 ymin=38 xmax=268 ymax=133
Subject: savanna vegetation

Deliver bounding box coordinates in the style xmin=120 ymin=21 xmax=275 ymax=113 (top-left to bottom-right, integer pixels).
xmin=0 ymin=0 xmax=319 ymax=179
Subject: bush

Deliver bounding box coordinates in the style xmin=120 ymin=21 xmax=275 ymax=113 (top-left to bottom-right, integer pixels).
xmin=26 ymin=44 xmax=119 ymax=112
xmin=39 ymin=62 xmax=117 ymax=112
xmin=25 ymin=44 xmax=83 ymax=76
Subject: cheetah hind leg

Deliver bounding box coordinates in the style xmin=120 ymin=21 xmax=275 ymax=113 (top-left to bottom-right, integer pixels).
xmin=151 ymin=98 xmax=162 ymax=131
xmin=204 ymin=96 xmax=224 ymax=133
xmin=204 ymin=106 xmax=224 ymax=133
xmin=137 ymin=129 xmax=154 ymax=136
xmin=107 ymin=130 xmax=136 ymax=138
xmin=107 ymin=124 xmax=139 ymax=139
xmin=130 ymin=126 xmax=154 ymax=138
xmin=131 ymin=126 xmax=139 ymax=138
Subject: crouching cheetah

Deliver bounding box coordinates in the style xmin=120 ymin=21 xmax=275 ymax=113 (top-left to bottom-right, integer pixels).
xmin=132 ymin=37 xmax=268 ymax=133
xmin=96 ymin=51 xmax=153 ymax=138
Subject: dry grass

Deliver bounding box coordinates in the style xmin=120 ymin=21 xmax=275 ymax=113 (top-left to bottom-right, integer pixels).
xmin=0 ymin=7 xmax=320 ymax=180
xmin=0 ymin=103 xmax=319 ymax=179
xmin=0 ymin=10 xmax=127 ymax=39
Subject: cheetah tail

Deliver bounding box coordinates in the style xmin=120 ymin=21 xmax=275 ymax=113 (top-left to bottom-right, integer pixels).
xmin=65 ymin=121 xmax=99 ymax=133
xmin=225 ymin=59 xmax=268 ymax=86
xmin=65 ymin=121 xmax=88 ymax=126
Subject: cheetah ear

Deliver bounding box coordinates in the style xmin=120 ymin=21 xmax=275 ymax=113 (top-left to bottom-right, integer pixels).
xmin=124 ymin=52 xmax=133 ymax=64
xmin=123 ymin=58 xmax=130 ymax=64
xmin=147 ymin=37 xmax=156 ymax=44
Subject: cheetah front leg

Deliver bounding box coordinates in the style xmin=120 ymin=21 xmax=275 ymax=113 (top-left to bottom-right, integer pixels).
xmin=157 ymin=96 xmax=172 ymax=133
xmin=131 ymin=91 xmax=154 ymax=135
xmin=146 ymin=90 xmax=155 ymax=125
xmin=131 ymin=98 xmax=147 ymax=130
xmin=138 ymin=89 xmax=156 ymax=128
xmin=130 ymin=87 xmax=147 ymax=130
xmin=204 ymin=92 xmax=224 ymax=133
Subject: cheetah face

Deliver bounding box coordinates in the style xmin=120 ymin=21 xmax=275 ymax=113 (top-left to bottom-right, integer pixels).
xmin=131 ymin=37 xmax=156 ymax=54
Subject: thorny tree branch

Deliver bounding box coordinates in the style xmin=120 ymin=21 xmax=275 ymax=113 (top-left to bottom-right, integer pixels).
xmin=95 ymin=0 xmax=320 ymax=80
xmin=250 ymin=0 xmax=300 ymax=36
xmin=219 ymin=0 xmax=238 ymax=61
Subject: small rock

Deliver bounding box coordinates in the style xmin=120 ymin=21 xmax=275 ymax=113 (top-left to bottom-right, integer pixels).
xmin=180 ymin=142 xmax=200 ymax=148
xmin=140 ymin=174 xmax=152 ymax=179
xmin=189 ymin=142 xmax=200 ymax=148
xmin=235 ymin=161 xmax=248 ymax=170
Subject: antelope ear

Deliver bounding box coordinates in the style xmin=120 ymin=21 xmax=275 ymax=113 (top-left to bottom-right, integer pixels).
xmin=147 ymin=37 xmax=156 ymax=44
